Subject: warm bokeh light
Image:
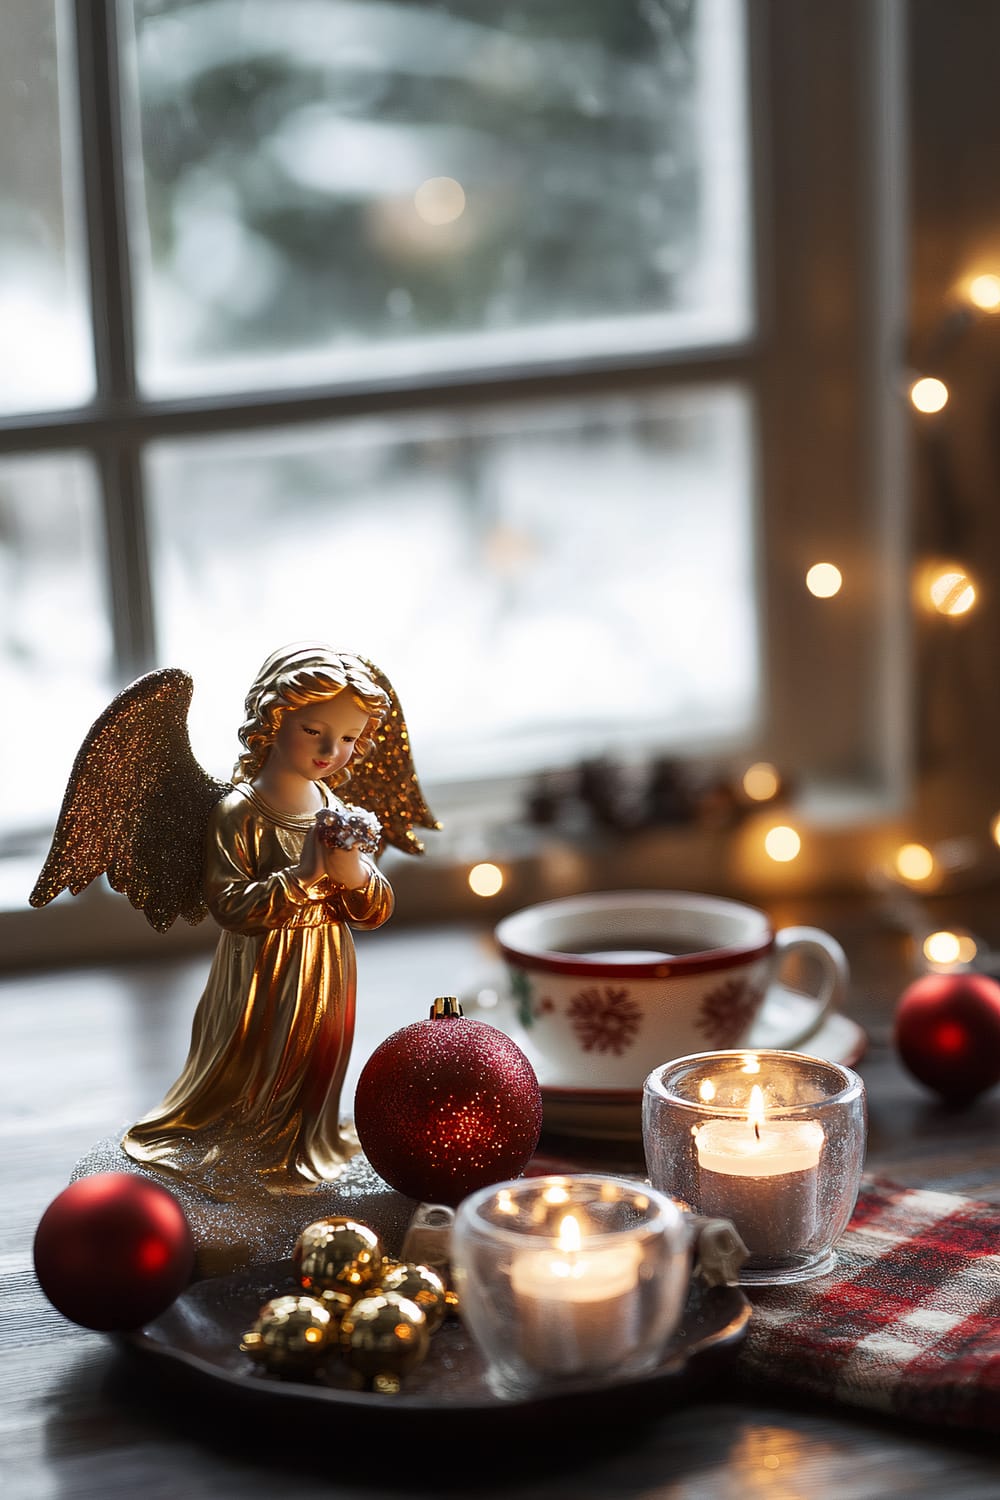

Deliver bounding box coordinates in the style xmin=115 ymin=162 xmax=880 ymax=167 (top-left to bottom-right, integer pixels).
xmin=923 ymin=930 xmax=978 ymax=967
xmin=909 ymin=376 xmax=949 ymax=413
xmin=413 ymin=176 xmax=466 ymax=225
xmin=805 ymin=562 xmax=843 ymax=598
xmin=742 ymin=762 xmax=780 ymax=801
xmin=895 ymin=842 xmax=935 ymax=882
xmin=928 ymin=567 xmax=976 ymax=616
xmin=969 ymin=273 xmax=1000 ymax=310
xmin=764 ymin=825 xmax=801 ymax=863
xmin=991 ymin=811 xmax=1000 ymax=847
xmin=467 ymin=861 xmax=504 ymax=897
xmin=923 ymin=930 xmax=961 ymax=966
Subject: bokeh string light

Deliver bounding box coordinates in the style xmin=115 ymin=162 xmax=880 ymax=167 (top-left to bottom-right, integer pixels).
xmin=909 ymin=375 xmax=949 ymax=413
xmin=967 ymin=273 xmax=1000 ymax=311
xmin=763 ymin=825 xmax=801 ymax=864
xmin=805 ymin=562 xmax=844 ymax=599
xmin=468 ymin=862 xmax=504 ymax=898
xmin=742 ymin=762 xmax=781 ymax=802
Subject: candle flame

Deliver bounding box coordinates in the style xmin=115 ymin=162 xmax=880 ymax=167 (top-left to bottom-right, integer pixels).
xmin=747 ymin=1084 xmax=765 ymax=1141
xmin=556 ymin=1213 xmax=582 ymax=1254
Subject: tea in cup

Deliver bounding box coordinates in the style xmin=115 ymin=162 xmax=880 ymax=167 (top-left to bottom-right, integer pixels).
xmin=494 ymin=889 xmax=848 ymax=1091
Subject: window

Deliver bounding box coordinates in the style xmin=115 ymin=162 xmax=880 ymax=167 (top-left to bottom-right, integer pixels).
xmin=0 ymin=2 xmax=906 ymax=907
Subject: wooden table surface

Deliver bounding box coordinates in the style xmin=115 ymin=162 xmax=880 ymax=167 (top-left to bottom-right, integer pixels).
xmin=3 ymin=890 xmax=999 ymax=1499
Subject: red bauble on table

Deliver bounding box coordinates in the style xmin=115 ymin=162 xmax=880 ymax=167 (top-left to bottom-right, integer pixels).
xmin=353 ymin=997 xmax=543 ymax=1206
xmin=893 ymin=972 xmax=1000 ymax=1101
xmin=33 ymin=1171 xmax=196 ymax=1330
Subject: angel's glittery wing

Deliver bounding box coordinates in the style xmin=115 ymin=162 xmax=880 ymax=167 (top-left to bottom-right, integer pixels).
xmin=342 ymin=657 xmax=441 ymax=856
xmin=29 ymin=667 xmax=230 ymax=932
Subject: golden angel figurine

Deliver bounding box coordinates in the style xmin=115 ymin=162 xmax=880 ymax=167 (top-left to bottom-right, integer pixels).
xmin=30 ymin=642 xmax=439 ymax=1202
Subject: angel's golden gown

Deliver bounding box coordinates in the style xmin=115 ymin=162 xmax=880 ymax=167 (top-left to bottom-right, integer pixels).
xmin=122 ymin=782 xmax=393 ymax=1199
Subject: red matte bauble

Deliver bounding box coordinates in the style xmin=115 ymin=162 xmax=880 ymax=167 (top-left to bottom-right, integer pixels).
xmin=353 ymin=1011 xmax=543 ymax=1206
xmin=33 ymin=1172 xmax=196 ymax=1330
xmin=893 ymin=972 xmax=1000 ymax=1101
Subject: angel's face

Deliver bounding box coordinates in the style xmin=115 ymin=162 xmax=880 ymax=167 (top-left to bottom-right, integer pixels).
xmin=268 ymin=693 xmax=368 ymax=782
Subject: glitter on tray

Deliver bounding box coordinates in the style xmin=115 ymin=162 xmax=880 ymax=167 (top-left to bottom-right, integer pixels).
xmin=71 ymin=1135 xmax=421 ymax=1279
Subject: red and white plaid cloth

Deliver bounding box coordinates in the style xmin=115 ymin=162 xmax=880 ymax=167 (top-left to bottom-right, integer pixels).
xmin=735 ymin=1175 xmax=1000 ymax=1430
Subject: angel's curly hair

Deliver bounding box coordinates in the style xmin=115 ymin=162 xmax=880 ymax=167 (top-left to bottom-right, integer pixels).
xmin=233 ymin=642 xmax=391 ymax=789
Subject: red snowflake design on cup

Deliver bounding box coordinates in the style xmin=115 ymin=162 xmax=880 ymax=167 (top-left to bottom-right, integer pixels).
xmin=695 ymin=977 xmax=763 ymax=1047
xmin=566 ymin=986 xmax=643 ymax=1055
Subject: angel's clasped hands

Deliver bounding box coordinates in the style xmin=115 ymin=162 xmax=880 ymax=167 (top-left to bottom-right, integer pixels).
xmin=295 ymin=814 xmax=373 ymax=892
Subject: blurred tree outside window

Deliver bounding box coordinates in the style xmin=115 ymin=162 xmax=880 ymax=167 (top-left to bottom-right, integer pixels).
xmin=124 ymin=0 xmax=750 ymax=391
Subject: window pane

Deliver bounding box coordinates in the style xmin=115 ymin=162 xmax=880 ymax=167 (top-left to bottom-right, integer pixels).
xmin=0 ymin=456 xmax=112 ymax=839
xmin=145 ymin=388 xmax=758 ymax=788
xmin=124 ymin=0 xmax=752 ymax=395
xmin=0 ymin=1 xmax=94 ymax=414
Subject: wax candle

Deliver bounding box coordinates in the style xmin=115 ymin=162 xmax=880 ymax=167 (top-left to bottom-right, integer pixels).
xmin=508 ymin=1210 xmax=643 ymax=1378
xmin=696 ymin=1085 xmax=824 ymax=1257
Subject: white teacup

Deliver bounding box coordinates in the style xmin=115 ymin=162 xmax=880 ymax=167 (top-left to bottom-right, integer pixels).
xmin=494 ymin=890 xmax=848 ymax=1091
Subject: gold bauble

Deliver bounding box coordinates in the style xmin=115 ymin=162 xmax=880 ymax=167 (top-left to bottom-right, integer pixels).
xmin=339 ymin=1291 xmax=430 ymax=1391
xmin=378 ymin=1261 xmax=449 ymax=1334
xmin=293 ymin=1216 xmax=383 ymax=1304
xmin=240 ymin=1294 xmax=337 ymax=1375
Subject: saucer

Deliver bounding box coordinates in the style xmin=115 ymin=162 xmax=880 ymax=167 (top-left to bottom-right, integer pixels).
xmin=493 ymin=984 xmax=868 ymax=1143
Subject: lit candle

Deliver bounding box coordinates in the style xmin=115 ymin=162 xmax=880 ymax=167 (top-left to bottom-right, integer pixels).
xmin=509 ymin=1210 xmax=643 ymax=1378
xmin=695 ymin=1084 xmax=824 ymax=1257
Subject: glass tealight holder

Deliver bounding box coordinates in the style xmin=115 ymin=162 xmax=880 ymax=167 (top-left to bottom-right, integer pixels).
xmin=642 ymin=1050 xmax=867 ymax=1287
xmin=451 ymin=1173 xmax=691 ymax=1401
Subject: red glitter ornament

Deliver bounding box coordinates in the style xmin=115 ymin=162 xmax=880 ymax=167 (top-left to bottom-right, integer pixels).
xmin=893 ymin=971 xmax=1000 ymax=1101
xmin=33 ymin=1171 xmax=196 ymax=1330
xmin=353 ymin=997 xmax=543 ymax=1206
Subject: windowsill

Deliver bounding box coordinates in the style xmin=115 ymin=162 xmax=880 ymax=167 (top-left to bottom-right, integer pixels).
xmin=1 ymin=787 xmax=953 ymax=972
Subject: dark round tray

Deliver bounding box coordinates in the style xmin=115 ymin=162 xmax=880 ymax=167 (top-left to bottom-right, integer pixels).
xmin=121 ymin=1260 xmax=751 ymax=1431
